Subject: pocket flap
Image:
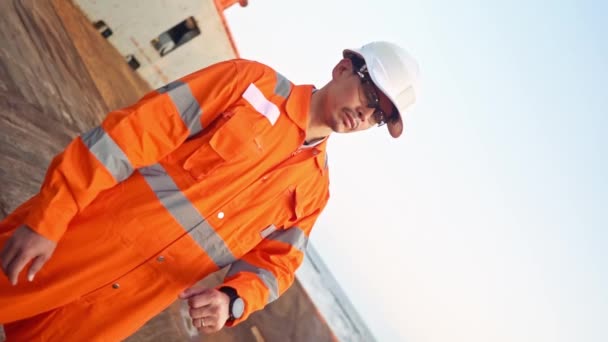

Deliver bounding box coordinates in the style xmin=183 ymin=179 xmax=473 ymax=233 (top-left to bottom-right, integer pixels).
xmin=289 ymin=186 xmax=309 ymax=221
xmin=208 ymin=113 xmax=258 ymax=160
xmin=182 ymin=114 xmax=259 ymax=179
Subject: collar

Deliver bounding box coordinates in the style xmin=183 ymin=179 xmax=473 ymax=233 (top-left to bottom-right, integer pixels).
xmin=301 ymin=136 xmax=326 ymax=149
xmin=313 ymin=138 xmax=329 ymax=173
xmin=285 ymin=84 xmax=315 ymax=132
xmin=285 ymin=84 xmax=330 ymax=173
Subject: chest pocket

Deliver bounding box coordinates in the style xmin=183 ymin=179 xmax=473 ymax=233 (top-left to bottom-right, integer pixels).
xmin=281 ymin=185 xmax=311 ymax=228
xmin=183 ymin=113 xmax=266 ymax=180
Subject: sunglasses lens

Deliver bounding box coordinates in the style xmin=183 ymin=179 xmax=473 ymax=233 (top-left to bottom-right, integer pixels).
xmin=354 ymin=64 xmax=390 ymax=127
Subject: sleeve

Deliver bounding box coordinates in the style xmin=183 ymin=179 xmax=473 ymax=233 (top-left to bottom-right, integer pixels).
xmin=220 ymin=198 xmax=329 ymax=326
xmin=23 ymin=60 xmax=248 ymax=242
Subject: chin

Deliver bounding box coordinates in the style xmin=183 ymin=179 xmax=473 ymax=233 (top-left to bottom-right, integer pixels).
xmin=330 ymin=122 xmax=346 ymax=134
xmin=336 ymin=127 xmax=352 ymax=134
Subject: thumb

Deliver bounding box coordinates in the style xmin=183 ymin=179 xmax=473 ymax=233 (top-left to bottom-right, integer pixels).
xmin=179 ymin=286 xmax=208 ymax=299
xmin=27 ymin=254 xmax=48 ymax=282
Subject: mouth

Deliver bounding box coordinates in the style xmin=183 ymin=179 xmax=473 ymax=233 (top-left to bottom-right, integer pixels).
xmin=343 ymin=110 xmax=357 ymax=130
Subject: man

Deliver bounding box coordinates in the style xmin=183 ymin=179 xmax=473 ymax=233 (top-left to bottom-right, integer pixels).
xmin=0 ymin=41 xmax=420 ymax=340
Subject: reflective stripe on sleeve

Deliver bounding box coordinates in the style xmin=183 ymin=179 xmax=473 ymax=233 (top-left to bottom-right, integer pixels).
xmin=274 ymin=72 xmax=292 ymax=98
xmin=226 ymin=226 xmax=307 ymax=303
xmin=266 ymin=226 xmax=308 ymax=253
xmin=81 ymin=126 xmax=134 ymax=182
xmin=157 ymin=80 xmax=203 ymax=136
xmin=226 ymin=260 xmax=279 ymax=303
xmin=259 ymin=224 xmax=277 ymax=239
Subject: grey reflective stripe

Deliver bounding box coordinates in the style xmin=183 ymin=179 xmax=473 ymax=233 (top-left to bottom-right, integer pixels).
xmin=157 ymin=80 xmax=202 ymax=136
xmin=274 ymin=72 xmax=292 ymax=98
xmin=81 ymin=126 xmax=134 ymax=182
xmin=139 ymin=163 xmax=235 ymax=267
xmin=227 ymin=260 xmax=279 ymax=303
xmin=266 ymin=226 xmax=308 ymax=253
xmin=259 ymin=224 xmax=277 ymax=239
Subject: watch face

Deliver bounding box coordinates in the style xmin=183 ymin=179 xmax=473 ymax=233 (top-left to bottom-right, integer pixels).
xmin=232 ymin=297 xmax=245 ymax=319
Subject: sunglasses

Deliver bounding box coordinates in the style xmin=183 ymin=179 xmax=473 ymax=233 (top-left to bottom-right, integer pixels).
xmin=346 ymin=54 xmax=396 ymax=126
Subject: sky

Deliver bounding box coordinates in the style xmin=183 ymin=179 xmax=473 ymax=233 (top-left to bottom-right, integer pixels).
xmin=225 ymin=1 xmax=608 ymax=342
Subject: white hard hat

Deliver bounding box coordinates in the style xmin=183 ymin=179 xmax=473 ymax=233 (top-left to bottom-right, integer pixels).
xmin=343 ymin=41 xmax=420 ymax=138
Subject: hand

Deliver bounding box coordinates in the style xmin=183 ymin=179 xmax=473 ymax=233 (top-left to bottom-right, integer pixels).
xmin=0 ymin=225 xmax=57 ymax=285
xmin=179 ymin=287 xmax=231 ymax=334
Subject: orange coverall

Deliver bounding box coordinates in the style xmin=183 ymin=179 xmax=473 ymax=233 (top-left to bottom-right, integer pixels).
xmin=0 ymin=59 xmax=330 ymax=340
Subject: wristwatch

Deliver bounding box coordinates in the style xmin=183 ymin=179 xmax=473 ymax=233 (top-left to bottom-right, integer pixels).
xmin=219 ymin=286 xmax=245 ymax=322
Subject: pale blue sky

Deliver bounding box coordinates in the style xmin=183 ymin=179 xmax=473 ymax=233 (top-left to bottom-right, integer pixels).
xmin=226 ymin=1 xmax=607 ymax=341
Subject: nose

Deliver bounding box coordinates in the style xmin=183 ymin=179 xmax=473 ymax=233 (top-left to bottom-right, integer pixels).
xmin=356 ymin=106 xmax=374 ymax=122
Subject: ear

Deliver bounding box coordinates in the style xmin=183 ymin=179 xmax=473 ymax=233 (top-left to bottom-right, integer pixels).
xmin=332 ymin=58 xmax=354 ymax=80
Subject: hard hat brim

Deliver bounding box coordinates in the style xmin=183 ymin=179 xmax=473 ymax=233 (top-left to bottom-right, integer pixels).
xmin=387 ymin=115 xmax=403 ymax=138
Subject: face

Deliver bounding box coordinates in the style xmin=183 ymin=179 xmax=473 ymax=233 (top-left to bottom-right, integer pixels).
xmin=323 ymin=58 xmax=395 ymax=134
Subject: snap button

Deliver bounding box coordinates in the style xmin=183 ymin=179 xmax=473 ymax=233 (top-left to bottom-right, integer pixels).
xmin=112 ymin=283 xmax=120 ymax=289
xmin=217 ymin=212 xmax=225 ymax=219
xmin=157 ymin=255 xmax=165 ymax=262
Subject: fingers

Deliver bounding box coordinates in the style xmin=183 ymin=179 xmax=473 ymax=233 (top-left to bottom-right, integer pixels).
xmin=0 ymin=225 xmax=56 ymax=285
xmin=189 ymin=304 xmax=214 ymax=320
xmin=193 ymin=316 xmax=223 ymax=334
xmin=184 ymin=288 xmax=215 ymax=307
xmin=193 ymin=316 xmax=217 ymax=328
xmin=0 ymin=238 xmax=18 ymax=276
xmin=183 ymin=288 xmax=229 ymax=333
xmin=27 ymin=254 xmax=48 ymax=282
xmin=6 ymin=250 xmax=31 ymax=286
xmin=179 ymin=286 xmax=209 ymax=299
